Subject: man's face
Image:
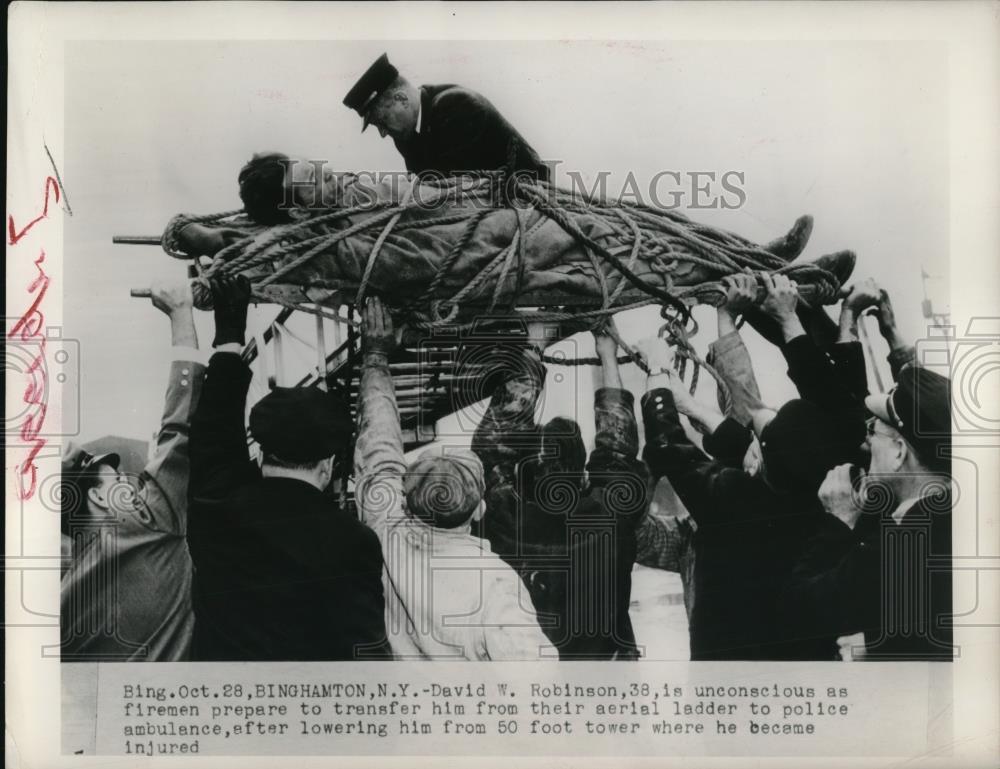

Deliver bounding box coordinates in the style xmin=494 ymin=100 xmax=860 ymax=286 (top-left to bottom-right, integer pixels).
xmin=86 ymin=462 xmax=130 ymax=516
xmin=284 ymin=158 xmax=340 ymax=210
xmin=865 ymin=416 xmax=903 ymax=476
xmin=366 ymin=91 xmax=417 ymax=141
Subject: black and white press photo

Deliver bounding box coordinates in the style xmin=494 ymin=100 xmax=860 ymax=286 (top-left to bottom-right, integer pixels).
xmin=6 ymin=2 xmax=999 ymax=767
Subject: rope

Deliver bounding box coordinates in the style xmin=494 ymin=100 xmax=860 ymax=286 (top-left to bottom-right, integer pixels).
xmin=355 ymin=184 xmax=415 ymax=306
xmin=165 ymin=173 xmax=844 ymax=385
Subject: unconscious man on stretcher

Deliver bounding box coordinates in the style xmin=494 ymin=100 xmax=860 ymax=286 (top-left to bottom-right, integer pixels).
xmin=171 ymin=152 xmax=856 ymax=337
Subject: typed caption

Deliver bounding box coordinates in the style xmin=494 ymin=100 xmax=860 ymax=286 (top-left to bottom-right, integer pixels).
xmin=64 ymin=662 xmax=943 ymax=756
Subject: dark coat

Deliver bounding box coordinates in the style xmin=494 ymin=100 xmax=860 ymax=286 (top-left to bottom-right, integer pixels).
xmin=471 ymin=359 xmax=642 ymax=660
xmin=642 ymin=389 xmax=838 ymax=661
xmin=187 ymin=352 xmax=390 ymax=661
xmin=785 ymin=494 xmax=953 ymax=661
xmin=395 ymin=84 xmax=549 ymax=180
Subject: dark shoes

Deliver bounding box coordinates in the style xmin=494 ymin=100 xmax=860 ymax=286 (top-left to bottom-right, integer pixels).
xmin=764 ymin=215 xmax=814 ymax=262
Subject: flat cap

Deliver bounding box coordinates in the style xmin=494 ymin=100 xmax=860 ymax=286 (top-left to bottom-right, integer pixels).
xmin=865 ymin=364 xmax=952 ymax=472
xmin=343 ymin=53 xmax=399 ymax=132
xmin=249 ymin=387 xmax=353 ymax=463
xmin=405 ymin=447 xmax=485 ymax=528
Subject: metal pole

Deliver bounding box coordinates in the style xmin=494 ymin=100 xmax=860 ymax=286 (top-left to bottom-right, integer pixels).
xmin=315 ymin=315 xmax=328 ymax=391
xmin=113 ymin=236 xmax=162 ymax=246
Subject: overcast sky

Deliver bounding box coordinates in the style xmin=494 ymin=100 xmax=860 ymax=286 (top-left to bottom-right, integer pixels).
xmin=63 ymin=39 xmax=948 ymax=444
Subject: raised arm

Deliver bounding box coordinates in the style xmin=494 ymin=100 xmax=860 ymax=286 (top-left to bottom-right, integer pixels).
xmin=189 ymin=277 xmax=257 ymax=510
xmin=589 ymin=320 xmax=639 ymax=460
xmin=133 ymin=279 xmax=205 ymax=534
xmin=709 ymin=271 xmax=767 ymax=426
xmin=353 ymin=297 xmax=407 ymax=539
xmin=634 ymin=339 xmax=755 ymax=527
xmin=470 ymin=332 xmax=546 ymax=490
xmin=760 ymin=273 xmax=867 ymax=417
xmin=875 ymin=286 xmax=916 ymax=381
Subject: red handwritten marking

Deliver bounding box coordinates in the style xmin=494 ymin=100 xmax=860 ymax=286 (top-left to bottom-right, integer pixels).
xmin=8 ymin=176 xmax=60 ymax=245
xmin=9 ymin=183 xmax=55 ymax=499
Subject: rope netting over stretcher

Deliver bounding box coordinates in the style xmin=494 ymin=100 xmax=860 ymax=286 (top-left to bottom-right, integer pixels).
xmin=162 ymin=173 xmax=845 ymax=396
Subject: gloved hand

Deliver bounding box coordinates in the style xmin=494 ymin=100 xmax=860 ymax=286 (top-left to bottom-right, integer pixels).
xmin=210 ymin=275 xmax=252 ymax=347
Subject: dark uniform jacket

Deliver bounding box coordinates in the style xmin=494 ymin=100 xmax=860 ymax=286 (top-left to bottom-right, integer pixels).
xmin=471 ymin=355 xmax=643 ymax=660
xmin=395 ymin=84 xmax=549 ymax=180
xmin=785 ymin=494 xmax=953 ymax=660
xmin=641 ymin=389 xmax=838 ymax=661
xmin=187 ymin=352 xmax=390 ymax=661
xmin=778 ymin=335 xmax=952 ymax=659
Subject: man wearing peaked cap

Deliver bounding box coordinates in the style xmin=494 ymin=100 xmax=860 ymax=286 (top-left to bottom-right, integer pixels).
xmin=343 ymin=53 xmax=550 ymax=180
xmin=790 ymin=363 xmax=953 ymax=661
xmin=186 ymin=275 xmax=390 ymax=661
xmin=60 ymin=278 xmax=204 ymax=662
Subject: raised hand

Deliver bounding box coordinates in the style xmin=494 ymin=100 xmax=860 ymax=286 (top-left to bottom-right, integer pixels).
xmin=592 ymin=316 xmax=621 ymax=359
xmin=362 ymin=296 xmax=396 ymax=358
xmin=818 ymin=463 xmax=864 ymax=530
xmin=842 ymin=278 xmax=882 ymax=317
xmin=720 ymin=270 xmax=759 ymax=316
xmin=759 ymin=273 xmax=800 ymax=321
xmin=149 ymin=278 xmax=193 ymax=317
xmin=210 ymin=275 xmax=252 ymax=347
xmin=634 ymin=337 xmax=675 ymax=375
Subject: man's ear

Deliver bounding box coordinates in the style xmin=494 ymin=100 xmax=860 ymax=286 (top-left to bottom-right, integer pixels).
xmin=320 ymin=456 xmax=336 ymax=485
xmin=87 ymin=486 xmax=106 ymax=511
xmin=892 ymin=437 xmax=909 ymax=472
xmin=471 ymin=499 xmax=486 ymax=523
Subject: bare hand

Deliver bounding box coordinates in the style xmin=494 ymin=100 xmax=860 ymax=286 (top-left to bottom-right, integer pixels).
xmin=664 ymin=369 xmax=699 ymax=416
xmin=875 ymin=287 xmax=903 ymax=345
xmin=843 ymin=278 xmax=882 ymax=317
xmin=759 ymin=273 xmax=799 ymax=321
xmin=720 ymin=271 xmax=759 ymax=315
xmin=818 ymin=463 xmax=864 ymax=530
xmin=592 ymin=317 xmax=621 ymax=358
xmin=362 ymin=296 xmax=396 ymax=357
xmin=149 ymin=279 xmax=194 ymax=316
xmin=634 ymin=337 xmax=674 ymax=373
xmin=742 ymin=436 xmax=763 ymax=477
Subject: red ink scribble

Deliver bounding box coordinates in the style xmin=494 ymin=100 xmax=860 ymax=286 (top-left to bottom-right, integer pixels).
xmin=8 ymin=176 xmax=60 ymax=245
xmin=9 ymin=184 xmax=55 ymax=499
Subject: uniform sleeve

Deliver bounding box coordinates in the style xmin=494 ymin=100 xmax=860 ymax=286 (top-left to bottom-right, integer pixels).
xmin=828 ymin=341 xmax=870 ymax=402
xmin=887 ymin=345 xmax=917 ymax=382
xmin=781 ymin=515 xmax=880 ymax=639
xmin=782 ymin=335 xmax=863 ymax=413
xmin=189 ymin=352 xmax=257 ymax=512
xmin=640 ymin=388 xmax=759 ymax=527
xmin=351 ymin=525 xmax=393 ymax=659
xmin=701 ymin=416 xmax=754 ymax=468
xmin=133 ymin=359 xmax=205 ymax=534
